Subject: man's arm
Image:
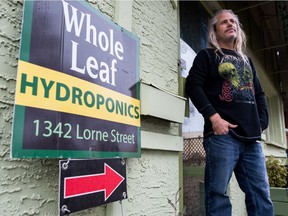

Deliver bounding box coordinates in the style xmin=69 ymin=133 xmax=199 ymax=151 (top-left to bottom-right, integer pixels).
xmin=185 ymin=50 xmax=216 ymax=119
xmin=249 ymin=59 xmax=269 ymax=131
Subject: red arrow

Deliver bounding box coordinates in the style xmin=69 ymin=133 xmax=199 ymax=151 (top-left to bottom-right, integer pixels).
xmin=64 ymin=163 xmax=124 ymax=201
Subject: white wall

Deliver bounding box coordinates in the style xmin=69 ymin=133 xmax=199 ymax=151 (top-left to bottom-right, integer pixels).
xmin=0 ymin=0 xmax=183 ymax=215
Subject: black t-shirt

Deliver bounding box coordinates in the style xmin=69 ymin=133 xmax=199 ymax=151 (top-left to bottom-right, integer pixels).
xmin=185 ymin=48 xmax=268 ymax=142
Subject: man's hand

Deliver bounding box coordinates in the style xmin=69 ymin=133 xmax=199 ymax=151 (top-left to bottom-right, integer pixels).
xmin=209 ymin=113 xmax=237 ymax=135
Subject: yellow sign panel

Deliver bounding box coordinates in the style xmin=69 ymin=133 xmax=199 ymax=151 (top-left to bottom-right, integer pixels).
xmin=15 ymin=60 xmax=140 ymax=127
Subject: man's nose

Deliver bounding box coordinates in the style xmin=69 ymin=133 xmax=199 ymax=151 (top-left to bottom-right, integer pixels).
xmin=228 ymin=19 xmax=236 ymax=26
xmin=227 ymin=21 xmax=233 ymax=26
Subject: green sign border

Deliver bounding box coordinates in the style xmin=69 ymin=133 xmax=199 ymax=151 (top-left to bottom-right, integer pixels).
xmin=11 ymin=0 xmax=141 ymax=159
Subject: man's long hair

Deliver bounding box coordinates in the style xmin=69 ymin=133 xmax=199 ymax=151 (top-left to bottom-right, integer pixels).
xmin=208 ymin=9 xmax=249 ymax=63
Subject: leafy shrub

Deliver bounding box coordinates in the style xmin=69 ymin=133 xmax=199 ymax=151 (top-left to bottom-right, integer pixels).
xmin=266 ymin=156 xmax=288 ymax=188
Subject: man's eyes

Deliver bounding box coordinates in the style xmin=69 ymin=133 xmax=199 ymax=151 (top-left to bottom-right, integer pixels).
xmin=222 ymin=19 xmax=235 ymax=24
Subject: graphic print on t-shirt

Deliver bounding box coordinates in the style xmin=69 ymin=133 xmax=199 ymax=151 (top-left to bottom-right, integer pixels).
xmin=218 ymin=55 xmax=254 ymax=104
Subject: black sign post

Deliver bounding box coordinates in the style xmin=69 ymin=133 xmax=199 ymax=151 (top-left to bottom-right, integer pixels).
xmin=59 ymin=158 xmax=127 ymax=215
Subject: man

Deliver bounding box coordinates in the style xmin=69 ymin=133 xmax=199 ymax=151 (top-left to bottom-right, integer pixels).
xmin=185 ymin=9 xmax=274 ymax=216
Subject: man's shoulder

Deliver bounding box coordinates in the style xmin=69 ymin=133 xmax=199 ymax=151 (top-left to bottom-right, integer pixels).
xmin=198 ymin=48 xmax=215 ymax=53
xmin=196 ymin=48 xmax=214 ymax=57
xmin=195 ymin=48 xmax=218 ymax=64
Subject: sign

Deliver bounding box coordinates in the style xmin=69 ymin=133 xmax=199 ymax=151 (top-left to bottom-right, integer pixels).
xmin=59 ymin=158 xmax=127 ymax=215
xmin=11 ymin=0 xmax=141 ymax=158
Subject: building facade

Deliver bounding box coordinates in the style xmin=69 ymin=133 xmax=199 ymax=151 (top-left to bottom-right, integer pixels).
xmin=0 ymin=0 xmax=286 ymax=215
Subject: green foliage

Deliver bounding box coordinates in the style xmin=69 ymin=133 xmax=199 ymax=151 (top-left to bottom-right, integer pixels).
xmin=266 ymin=156 xmax=288 ymax=188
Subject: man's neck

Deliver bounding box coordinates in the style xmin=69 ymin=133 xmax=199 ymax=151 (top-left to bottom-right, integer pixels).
xmin=218 ymin=41 xmax=235 ymax=50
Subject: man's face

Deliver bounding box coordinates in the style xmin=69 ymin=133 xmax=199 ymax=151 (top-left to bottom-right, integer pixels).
xmin=215 ymin=12 xmax=238 ymax=44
